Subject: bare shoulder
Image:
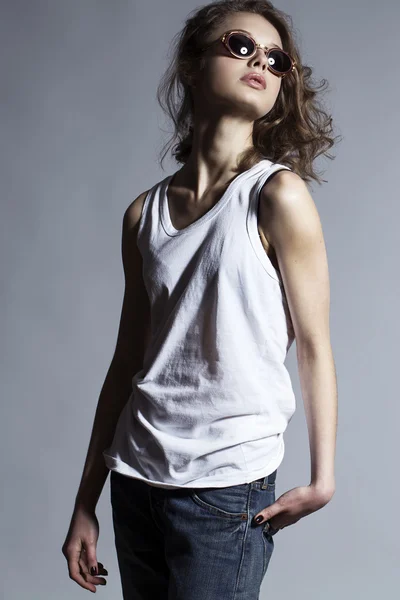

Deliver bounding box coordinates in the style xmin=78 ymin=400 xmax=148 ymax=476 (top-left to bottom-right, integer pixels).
xmin=123 ymin=189 xmax=151 ymax=231
xmin=112 ymin=189 xmax=152 ymax=368
xmin=259 ymin=169 xmax=322 ymax=250
xmin=260 ymin=168 xmax=312 ymax=214
xmin=259 ymin=170 xmax=331 ymax=352
xmin=120 ymin=189 xmax=151 ymax=281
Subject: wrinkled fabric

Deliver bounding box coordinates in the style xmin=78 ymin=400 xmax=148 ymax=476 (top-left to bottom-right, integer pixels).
xmin=103 ymin=159 xmax=296 ymax=489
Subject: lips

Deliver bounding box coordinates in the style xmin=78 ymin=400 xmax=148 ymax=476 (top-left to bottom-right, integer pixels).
xmin=240 ymin=72 xmax=266 ymax=89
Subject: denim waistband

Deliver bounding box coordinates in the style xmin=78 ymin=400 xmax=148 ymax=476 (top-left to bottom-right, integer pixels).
xmin=252 ymin=468 xmax=277 ymax=489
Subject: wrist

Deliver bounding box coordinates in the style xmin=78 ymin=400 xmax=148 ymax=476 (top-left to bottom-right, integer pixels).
xmin=74 ymin=495 xmax=98 ymax=515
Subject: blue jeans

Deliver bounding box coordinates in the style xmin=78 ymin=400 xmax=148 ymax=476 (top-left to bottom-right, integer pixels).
xmin=110 ymin=468 xmax=278 ymax=599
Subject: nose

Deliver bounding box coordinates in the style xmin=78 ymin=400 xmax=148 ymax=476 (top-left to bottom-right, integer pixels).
xmin=249 ymin=46 xmax=269 ymax=71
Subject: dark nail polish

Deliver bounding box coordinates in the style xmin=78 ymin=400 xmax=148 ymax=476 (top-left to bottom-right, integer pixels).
xmin=254 ymin=515 xmax=263 ymax=524
xmin=91 ymin=566 xmax=97 ymax=575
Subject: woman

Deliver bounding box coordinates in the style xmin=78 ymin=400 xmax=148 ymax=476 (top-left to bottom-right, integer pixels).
xmin=62 ymin=1 xmax=340 ymax=597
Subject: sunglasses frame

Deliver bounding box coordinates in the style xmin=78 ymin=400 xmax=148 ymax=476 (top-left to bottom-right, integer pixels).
xmin=199 ymin=29 xmax=296 ymax=78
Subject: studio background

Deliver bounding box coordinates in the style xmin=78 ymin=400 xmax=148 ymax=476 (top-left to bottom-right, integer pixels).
xmin=1 ymin=1 xmax=398 ymax=598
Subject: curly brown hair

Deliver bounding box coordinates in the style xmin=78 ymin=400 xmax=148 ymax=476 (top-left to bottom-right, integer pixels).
xmin=156 ymin=0 xmax=342 ymax=186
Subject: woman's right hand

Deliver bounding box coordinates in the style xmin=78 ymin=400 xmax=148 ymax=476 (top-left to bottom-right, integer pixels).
xmin=62 ymin=506 xmax=108 ymax=593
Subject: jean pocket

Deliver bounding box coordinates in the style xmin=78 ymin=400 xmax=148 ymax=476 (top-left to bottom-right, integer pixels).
xmin=190 ymin=483 xmax=250 ymax=519
xmin=261 ymin=522 xmax=275 ymax=575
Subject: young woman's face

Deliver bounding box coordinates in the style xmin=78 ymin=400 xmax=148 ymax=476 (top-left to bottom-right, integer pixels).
xmin=192 ymin=12 xmax=284 ymax=121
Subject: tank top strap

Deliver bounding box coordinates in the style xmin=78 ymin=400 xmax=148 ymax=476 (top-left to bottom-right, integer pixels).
xmin=246 ymin=162 xmax=291 ymax=282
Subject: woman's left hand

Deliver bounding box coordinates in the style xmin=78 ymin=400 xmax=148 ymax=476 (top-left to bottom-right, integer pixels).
xmin=252 ymin=483 xmax=335 ymax=533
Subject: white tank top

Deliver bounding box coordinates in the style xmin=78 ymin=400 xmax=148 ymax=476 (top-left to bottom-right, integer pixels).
xmin=103 ymin=158 xmax=296 ymax=489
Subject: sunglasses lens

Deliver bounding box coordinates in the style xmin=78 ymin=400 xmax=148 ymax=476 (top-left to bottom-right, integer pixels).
xmin=227 ymin=33 xmax=292 ymax=74
xmin=268 ymin=49 xmax=292 ymax=74
xmin=227 ymin=33 xmax=255 ymax=58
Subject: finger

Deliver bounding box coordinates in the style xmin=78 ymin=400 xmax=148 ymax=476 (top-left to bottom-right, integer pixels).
xmin=81 ymin=550 xmax=108 ymax=574
xmin=96 ymin=562 xmax=108 ymax=575
xmin=79 ymin=557 xmax=108 ymax=579
xmin=66 ymin=547 xmax=97 ymax=593
xmin=78 ymin=558 xmax=107 ymax=586
xmin=268 ymin=518 xmax=300 ymax=534
xmin=80 ymin=545 xmax=108 ymax=584
xmin=80 ymin=552 xmax=108 ymax=576
xmin=252 ymin=501 xmax=282 ymax=526
xmin=97 ymin=562 xmax=108 ymax=575
xmin=82 ymin=542 xmax=99 ymax=578
xmin=266 ymin=522 xmax=281 ymax=535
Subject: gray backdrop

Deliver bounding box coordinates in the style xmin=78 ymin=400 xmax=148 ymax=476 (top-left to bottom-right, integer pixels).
xmin=1 ymin=1 xmax=398 ymax=598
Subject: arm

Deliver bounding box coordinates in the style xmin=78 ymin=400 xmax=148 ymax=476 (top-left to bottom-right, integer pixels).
xmin=73 ymin=189 xmax=151 ymax=513
xmin=260 ymin=171 xmax=337 ymax=498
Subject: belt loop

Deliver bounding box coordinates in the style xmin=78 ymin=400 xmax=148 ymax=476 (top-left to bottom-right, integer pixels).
xmin=261 ymin=474 xmax=269 ymax=489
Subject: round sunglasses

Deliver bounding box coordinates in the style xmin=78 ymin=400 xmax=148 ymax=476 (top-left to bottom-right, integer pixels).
xmin=199 ymin=30 xmax=296 ymax=78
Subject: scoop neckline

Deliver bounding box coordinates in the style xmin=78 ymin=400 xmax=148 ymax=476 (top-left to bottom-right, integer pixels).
xmin=160 ymin=159 xmax=270 ymax=236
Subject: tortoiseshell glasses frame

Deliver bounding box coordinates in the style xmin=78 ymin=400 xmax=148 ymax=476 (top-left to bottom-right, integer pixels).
xmin=198 ymin=29 xmax=296 ymax=78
